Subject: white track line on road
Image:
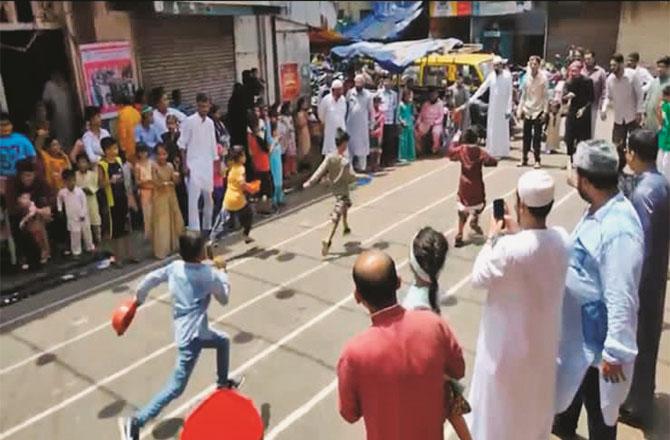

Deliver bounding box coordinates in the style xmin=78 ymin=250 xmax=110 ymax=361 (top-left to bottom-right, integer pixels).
xmin=0 ymin=163 xmax=451 ymax=376
xmin=0 ymin=189 xmax=328 ymax=331
xmin=264 ymin=189 xmax=578 ymax=440
xmin=266 ymin=379 xmax=338 ymax=439
xmin=1 ymin=162 xmax=443 ymax=331
xmin=143 ymin=175 xmax=526 ymax=439
xmin=0 ymin=166 xmax=497 ymax=440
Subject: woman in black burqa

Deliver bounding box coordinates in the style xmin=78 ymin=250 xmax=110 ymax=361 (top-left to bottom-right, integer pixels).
xmin=227 ymin=82 xmax=254 ymax=178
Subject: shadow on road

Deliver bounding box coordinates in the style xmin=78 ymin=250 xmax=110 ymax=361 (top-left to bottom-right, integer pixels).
xmin=152 ymin=418 xmax=184 ymax=439
xmin=97 ymin=399 xmax=126 ymax=419
xmin=261 ymin=402 xmax=271 ymax=430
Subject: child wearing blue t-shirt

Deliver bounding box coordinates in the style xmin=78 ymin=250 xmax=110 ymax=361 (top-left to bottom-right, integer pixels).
xmin=0 ymin=112 xmax=37 ymax=179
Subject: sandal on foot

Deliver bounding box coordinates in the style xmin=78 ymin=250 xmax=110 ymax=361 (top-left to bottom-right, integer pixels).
xmin=321 ymin=240 xmax=331 ymax=256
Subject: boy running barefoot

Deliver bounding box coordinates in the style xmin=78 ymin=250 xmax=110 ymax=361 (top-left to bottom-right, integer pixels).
xmin=303 ymin=129 xmax=363 ymax=256
xmin=121 ymin=233 xmax=242 ymax=440
xmin=446 ymin=128 xmax=497 ymax=248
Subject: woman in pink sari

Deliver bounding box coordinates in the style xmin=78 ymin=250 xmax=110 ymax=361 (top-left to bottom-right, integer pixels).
xmin=415 ymin=89 xmax=444 ymax=154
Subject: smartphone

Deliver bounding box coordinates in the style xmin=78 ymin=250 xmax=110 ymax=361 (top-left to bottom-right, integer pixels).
xmin=493 ymin=199 xmax=505 ymax=221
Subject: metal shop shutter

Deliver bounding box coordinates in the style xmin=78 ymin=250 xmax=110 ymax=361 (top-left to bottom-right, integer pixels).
xmin=132 ymin=15 xmax=236 ymax=109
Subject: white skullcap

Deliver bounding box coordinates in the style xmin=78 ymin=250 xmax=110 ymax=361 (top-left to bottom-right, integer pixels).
xmin=517 ymin=170 xmax=555 ymax=208
xmin=492 ymin=55 xmax=507 ymax=65
xmin=331 ymin=79 xmax=343 ymax=89
xmin=573 ymin=139 xmax=619 ymax=176
xmin=354 ymin=74 xmax=365 ymax=82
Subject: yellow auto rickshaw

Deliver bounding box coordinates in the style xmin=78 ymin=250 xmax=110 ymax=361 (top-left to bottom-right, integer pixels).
xmin=415 ymin=49 xmax=494 ymax=90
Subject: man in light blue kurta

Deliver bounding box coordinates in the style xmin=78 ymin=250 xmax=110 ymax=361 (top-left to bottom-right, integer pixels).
xmin=553 ymin=140 xmax=644 ymax=440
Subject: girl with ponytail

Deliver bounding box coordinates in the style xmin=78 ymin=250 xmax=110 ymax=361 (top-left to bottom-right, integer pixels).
xmin=402 ymin=226 xmax=473 ymax=440
xmin=403 ymin=226 xmax=448 ymax=313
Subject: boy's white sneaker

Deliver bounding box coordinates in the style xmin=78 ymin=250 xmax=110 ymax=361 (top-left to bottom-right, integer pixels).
xmin=119 ymin=417 xmax=139 ymax=440
xmin=218 ymin=375 xmax=245 ymax=390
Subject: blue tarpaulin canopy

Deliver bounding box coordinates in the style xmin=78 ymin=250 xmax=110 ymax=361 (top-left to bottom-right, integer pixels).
xmin=342 ymin=1 xmax=424 ymax=42
xmin=331 ymin=38 xmax=463 ymax=73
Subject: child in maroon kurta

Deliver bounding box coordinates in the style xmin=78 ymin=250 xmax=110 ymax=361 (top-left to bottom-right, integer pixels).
xmin=446 ymin=128 xmax=497 ymax=247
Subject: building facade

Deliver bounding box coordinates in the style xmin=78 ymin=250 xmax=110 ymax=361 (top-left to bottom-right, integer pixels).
xmin=429 ymin=1 xmax=668 ymax=67
xmin=616 ymin=1 xmax=670 ymax=67
xmin=0 ymin=0 xmax=335 ymax=138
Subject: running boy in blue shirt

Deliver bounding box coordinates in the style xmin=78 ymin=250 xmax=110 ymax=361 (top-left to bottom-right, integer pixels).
xmin=122 ymin=233 xmax=242 ymax=440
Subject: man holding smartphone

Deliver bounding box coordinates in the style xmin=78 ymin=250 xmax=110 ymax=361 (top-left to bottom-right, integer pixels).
xmin=467 ymin=170 xmax=570 ymax=439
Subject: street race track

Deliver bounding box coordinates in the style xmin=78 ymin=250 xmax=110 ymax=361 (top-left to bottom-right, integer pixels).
xmin=0 ymin=141 xmax=668 ymax=439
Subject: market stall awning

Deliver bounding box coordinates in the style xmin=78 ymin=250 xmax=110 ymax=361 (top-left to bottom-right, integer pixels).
xmin=309 ymin=28 xmax=348 ymax=45
xmin=342 ymin=1 xmax=424 ymax=42
xmin=331 ymin=38 xmax=463 ymax=73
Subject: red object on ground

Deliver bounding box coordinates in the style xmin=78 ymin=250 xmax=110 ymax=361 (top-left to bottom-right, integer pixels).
xmin=111 ymin=298 xmax=138 ymax=336
xmin=181 ymin=389 xmax=263 ymax=440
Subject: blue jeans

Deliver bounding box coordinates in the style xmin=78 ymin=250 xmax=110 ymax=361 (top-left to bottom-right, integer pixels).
xmin=134 ymin=331 xmax=230 ymax=427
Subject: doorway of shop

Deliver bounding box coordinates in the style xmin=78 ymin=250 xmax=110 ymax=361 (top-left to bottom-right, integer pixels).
xmin=0 ymin=29 xmax=78 ymax=142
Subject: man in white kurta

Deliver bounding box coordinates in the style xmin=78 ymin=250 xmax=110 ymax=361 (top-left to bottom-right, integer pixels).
xmin=179 ymin=93 xmax=217 ymax=232
xmin=467 ymin=170 xmax=569 ymax=440
xmin=346 ymin=75 xmax=373 ymax=172
xmin=318 ymin=80 xmax=347 ymax=155
xmin=469 ymin=56 xmax=513 ymax=158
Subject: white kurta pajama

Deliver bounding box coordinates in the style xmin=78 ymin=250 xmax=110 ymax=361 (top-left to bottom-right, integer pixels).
xmin=178 ymin=113 xmax=217 ymax=232
xmin=470 ymin=69 xmax=513 ymax=158
xmin=318 ymin=93 xmax=347 ymax=155
xmin=57 ymin=187 xmax=94 ymax=256
xmin=345 ymin=88 xmax=373 ymax=170
xmin=467 ymin=228 xmax=570 ymax=440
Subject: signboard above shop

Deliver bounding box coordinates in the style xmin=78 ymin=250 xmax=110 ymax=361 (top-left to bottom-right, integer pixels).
xmin=79 ymin=41 xmax=137 ymax=119
xmin=152 ymin=1 xmax=283 ymax=16
xmin=431 ymin=1 xmax=532 ymax=17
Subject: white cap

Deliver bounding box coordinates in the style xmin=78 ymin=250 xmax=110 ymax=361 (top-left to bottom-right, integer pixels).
xmin=517 ymin=170 xmax=555 ymax=208
xmin=492 ymin=55 xmax=507 ymax=65
xmin=573 ymin=139 xmax=619 ymax=176
xmin=331 ymin=79 xmax=343 ymax=89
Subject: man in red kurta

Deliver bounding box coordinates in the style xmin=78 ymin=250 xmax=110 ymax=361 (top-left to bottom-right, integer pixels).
xmin=337 ymin=250 xmax=465 ymax=440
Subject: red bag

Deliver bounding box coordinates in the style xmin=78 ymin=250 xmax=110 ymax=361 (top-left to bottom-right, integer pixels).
xmin=111 ymin=298 xmax=138 ymax=336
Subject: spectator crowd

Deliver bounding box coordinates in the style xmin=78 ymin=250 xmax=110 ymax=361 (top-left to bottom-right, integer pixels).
xmin=0 ymin=67 xmax=318 ymax=272
xmin=0 ymin=48 xmax=668 ymax=282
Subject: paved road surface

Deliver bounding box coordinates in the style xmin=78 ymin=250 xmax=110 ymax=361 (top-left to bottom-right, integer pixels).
xmin=1 ymin=122 xmax=668 ymax=440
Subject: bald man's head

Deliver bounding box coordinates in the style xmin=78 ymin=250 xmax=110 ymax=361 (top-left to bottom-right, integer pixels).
xmin=352 ymin=251 xmax=399 ymax=310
